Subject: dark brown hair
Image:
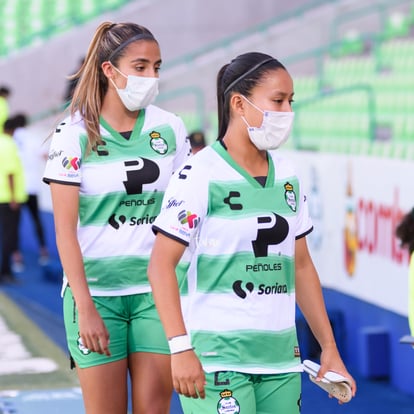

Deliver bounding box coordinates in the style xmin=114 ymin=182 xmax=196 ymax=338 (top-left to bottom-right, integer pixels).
xmin=216 ymin=52 xmax=287 ymax=140
xmin=396 ymin=208 xmax=414 ymax=255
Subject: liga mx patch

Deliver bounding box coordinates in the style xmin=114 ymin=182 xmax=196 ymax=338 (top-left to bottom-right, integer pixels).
xmin=62 ymin=156 xmax=81 ymax=170
xmin=217 ymin=389 xmax=240 ymax=414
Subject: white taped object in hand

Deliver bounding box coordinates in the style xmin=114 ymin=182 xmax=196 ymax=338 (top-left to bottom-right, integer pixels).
xmin=399 ymin=335 xmax=414 ymax=345
xmin=302 ymin=359 xmax=353 ymax=403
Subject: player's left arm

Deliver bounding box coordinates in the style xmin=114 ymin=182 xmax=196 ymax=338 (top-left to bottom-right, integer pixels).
xmin=295 ymin=236 xmax=357 ymax=397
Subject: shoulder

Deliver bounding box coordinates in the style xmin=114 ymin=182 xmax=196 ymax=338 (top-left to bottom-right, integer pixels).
xmin=59 ymin=111 xmax=84 ymax=128
xmin=268 ymin=151 xmax=298 ymax=176
xmin=46 ymin=112 xmax=87 ymax=158
xmin=145 ymin=105 xmax=186 ymax=129
xmin=146 ymin=104 xmax=178 ymax=119
xmin=192 ymin=145 xmax=216 ymax=163
xmin=177 ymin=146 xmax=219 ymax=177
xmin=164 ymin=148 xmax=219 ymax=202
xmin=52 ymin=111 xmax=85 ymax=138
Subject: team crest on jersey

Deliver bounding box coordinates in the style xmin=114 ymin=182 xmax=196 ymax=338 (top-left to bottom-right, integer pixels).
xmin=77 ymin=335 xmax=91 ymax=355
xmin=149 ymin=131 xmax=168 ymax=154
xmin=217 ymin=389 xmax=240 ymax=414
xmin=284 ymin=182 xmax=297 ymax=212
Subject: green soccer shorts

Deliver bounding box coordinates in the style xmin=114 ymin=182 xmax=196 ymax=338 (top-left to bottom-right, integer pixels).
xmin=63 ymin=287 xmax=169 ymax=368
xmin=180 ymin=370 xmax=301 ymax=414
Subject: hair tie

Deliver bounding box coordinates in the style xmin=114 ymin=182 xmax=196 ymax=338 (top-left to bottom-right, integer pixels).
xmin=108 ymin=33 xmax=155 ymax=62
xmin=223 ymin=57 xmax=274 ymax=96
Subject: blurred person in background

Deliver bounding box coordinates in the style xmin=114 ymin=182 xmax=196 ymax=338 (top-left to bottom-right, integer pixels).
xmin=148 ymin=51 xmax=356 ymax=413
xmin=188 ymin=130 xmax=206 ymax=154
xmin=0 ymin=118 xmax=27 ymax=284
xmin=396 ymin=208 xmax=414 ymax=336
xmin=0 ymin=86 xmax=11 ymax=133
xmin=11 ymin=113 xmax=49 ymax=268
xmin=43 ymin=21 xmax=191 ymax=414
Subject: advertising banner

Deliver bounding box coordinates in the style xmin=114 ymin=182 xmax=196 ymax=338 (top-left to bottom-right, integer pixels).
xmin=283 ymin=150 xmax=412 ymax=316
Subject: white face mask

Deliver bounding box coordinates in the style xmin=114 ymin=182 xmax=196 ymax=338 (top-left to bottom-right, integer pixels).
xmin=241 ymin=96 xmax=294 ymax=150
xmin=110 ymin=65 xmax=159 ymax=111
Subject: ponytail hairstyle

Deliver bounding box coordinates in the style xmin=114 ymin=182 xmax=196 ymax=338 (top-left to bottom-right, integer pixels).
xmin=69 ymin=22 xmax=157 ymax=154
xmin=216 ymin=52 xmax=287 ymax=140
xmin=396 ymin=207 xmax=414 ymax=255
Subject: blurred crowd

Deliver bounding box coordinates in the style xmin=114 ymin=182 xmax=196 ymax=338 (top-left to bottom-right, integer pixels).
xmin=0 ymin=85 xmax=49 ymax=284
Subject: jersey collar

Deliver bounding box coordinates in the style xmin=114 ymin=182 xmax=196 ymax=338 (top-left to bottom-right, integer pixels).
xmin=212 ymin=140 xmax=275 ymax=188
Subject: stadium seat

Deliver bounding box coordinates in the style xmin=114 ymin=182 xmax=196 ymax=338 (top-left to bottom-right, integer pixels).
xmin=382 ymin=11 xmax=411 ymax=40
xmin=0 ymin=0 xmax=135 ymax=57
xmin=332 ymin=29 xmax=365 ymax=58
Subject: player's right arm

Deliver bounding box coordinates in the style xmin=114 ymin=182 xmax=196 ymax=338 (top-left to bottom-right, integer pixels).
xmin=44 ymin=118 xmax=109 ymax=356
xmin=148 ymin=232 xmax=206 ymax=399
xmin=50 ymin=182 xmax=110 ymax=356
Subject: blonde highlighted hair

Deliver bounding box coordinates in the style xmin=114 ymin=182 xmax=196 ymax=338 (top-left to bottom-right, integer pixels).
xmin=68 ymin=21 xmax=157 ymax=153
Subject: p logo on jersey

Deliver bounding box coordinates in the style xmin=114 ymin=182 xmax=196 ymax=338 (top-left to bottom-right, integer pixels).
xmin=123 ymin=158 xmax=160 ymax=194
xmin=252 ymin=213 xmax=289 ymax=257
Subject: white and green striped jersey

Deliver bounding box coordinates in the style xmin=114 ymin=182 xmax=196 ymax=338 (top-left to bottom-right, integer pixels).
xmin=43 ymin=105 xmax=191 ymax=296
xmin=153 ymin=140 xmax=313 ymax=374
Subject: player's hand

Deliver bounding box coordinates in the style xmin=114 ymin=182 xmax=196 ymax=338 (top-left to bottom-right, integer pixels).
xmin=318 ymin=348 xmax=356 ymax=402
xmin=78 ymin=307 xmax=111 ymax=356
xmin=171 ymin=350 xmax=206 ymax=399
